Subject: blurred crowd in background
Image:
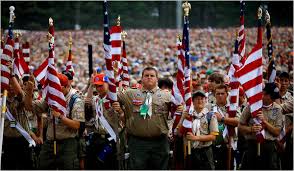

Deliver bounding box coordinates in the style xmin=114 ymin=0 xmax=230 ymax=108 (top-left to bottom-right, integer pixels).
xmin=17 ymin=26 xmax=293 ymax=90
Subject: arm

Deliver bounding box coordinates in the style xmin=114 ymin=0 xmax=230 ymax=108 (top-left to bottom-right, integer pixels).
xmin=186 ymin=132 xmax=216 ymax=142
xmin=215 ymin=112 xmax=239 ymax=127
xmin=53 ymin=110 xmax=80 ymax=130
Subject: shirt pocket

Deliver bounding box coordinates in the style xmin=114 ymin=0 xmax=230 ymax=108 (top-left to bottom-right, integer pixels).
xmin=153 ymin=100 xmax=168 ymax=115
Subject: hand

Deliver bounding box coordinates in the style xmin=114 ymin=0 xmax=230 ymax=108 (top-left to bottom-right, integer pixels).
xmin=112 ymin=102 xmax=123 ymax=114
xmin=176 ymin=105 xmax=184 ymax=114
xmin=35 ymin=136 xmax=44 ymax=145
xmin=84 ymin=97 xmax=92 ymax=105
xmin=52 ymin=110 xmax=61 ymax=118
xmin=257 ymin=111 xmax=266 ymax=123
xmin=186 ymin=132 xmax=196 ymax=141
xmin=214 ymin=112 xmax=223 ymax=122
xmin=251 ymin=124 xmax=263 ymax=133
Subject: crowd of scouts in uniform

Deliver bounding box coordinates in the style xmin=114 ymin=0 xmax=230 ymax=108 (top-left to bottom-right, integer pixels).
xmin=1 ymin=64 xmax=293 ymax=170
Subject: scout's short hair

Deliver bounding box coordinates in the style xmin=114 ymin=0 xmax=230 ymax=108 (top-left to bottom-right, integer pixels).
xmin=158 ymin=78 xmax=173 ymax=90
xmin=208 ymin=73 xmax=224 ymax=84
xmin=215 ymin=84 xmax=229 ymax=93
xmin=278 ymin=72 xmax=290 ymax=80
xmin=142 ymin=67 xmax=158 ymax=78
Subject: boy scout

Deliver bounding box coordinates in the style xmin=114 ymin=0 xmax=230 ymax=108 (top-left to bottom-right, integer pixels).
xmin=117 ymin=67 xmax=183 ymax=170
xmin=278 ymin=72 xmax=293 ymax=102
xmin=31 ymin=73 xmax=85 ymax=169
xmin=185 ymin=90 xmax=219 ymax=169
xmin=84 ymin=73 xmax=123 ymax=169
xmin=209 ymin=84 xmax=240 ymax=170
xmin=207 ymin=73 xmax=224 ymax=104
xmin=1 ymin=73 xmax=40 ymax=170
xmin=238 ymin=83 xmax=283 ymax=170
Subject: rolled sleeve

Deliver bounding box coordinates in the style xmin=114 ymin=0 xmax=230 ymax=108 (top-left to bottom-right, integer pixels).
xmin=71 ymin=98 xmax=85 ymax=122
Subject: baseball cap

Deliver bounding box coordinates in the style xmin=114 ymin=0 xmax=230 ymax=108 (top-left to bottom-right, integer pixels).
xmin=93 ymin=73 xmax=109 ymax=85
xmin=192 ymin=90 xmax=207 ymax=99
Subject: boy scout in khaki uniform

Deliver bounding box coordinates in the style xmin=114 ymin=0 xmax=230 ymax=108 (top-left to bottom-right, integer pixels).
xmin=1 ymin=74 xmax=41 ymax=170
xmin=238 ymin=83 xmax=283 ymax=170
xmin=31 ymin=73 xmax=85 ymax=169
xmin=117 ymin=67 xmax=182 ymax=170
xmin=208 ymin=84 xmax=240 ymax=170
xmin=185 ymin=90 xmax=219 ymax=170
xmin=84 ymin=73 xmax=122 ymax=169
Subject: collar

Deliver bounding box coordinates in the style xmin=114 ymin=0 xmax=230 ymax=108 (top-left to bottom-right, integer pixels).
xmin=141 ymin=86 xmax=159 ymax=94
xmin=262 ymin=103 xmax=273 ymax=109
xmin=193 ymin=108 xmax=209 ymax=119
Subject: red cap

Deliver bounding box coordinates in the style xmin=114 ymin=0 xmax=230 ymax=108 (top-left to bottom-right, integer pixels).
xmin=93 ymin=73 xmax=108 ymax=85
xmin=57 ymin=73 xmax=68 ymax=87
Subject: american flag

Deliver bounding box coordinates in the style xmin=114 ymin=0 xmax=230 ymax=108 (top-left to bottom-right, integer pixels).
xmin=22 ymin=42 xmax=30 ymax=65
xmin=265 ymin=11 xmax=276 ymax=83
xmin=104 ymin=0 xmax=117 ymax=103
xmin=66 ymin=35 xmax=75 ymax=77
xmin=238 ymin=0 xmax=246 ymax=63
xmin=0 ymin=40 xmax=4 ymax=56
xmin=13 ymin=36 xmax=29 ymax=79
xmin=235 ymin=10 xmax=264 ymax=143
xmin=35 ymin=18 xmax=67 ymax=115
xmin=110 ymin=24 xmax=122 ymax=84
xmin=172 ymin=37 xmax=185 ymax=130
xmin=1 ymin=18 xmax=14 ymax=91
xmin=33 ymin=58 xmax=48 ymax=86
xmin=227 ymin=34 xmax=240 ymax=136
xmin=181 ymin=15 xmax=193 ymax=134
xmin=121 ymin=39 xmax=130 ymax=88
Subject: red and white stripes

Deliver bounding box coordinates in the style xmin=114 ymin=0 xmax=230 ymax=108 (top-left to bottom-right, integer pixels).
xmin=1 ymin=37 xmax=14 ymax=91
xmin=66 ymin=47 xmax=75 ymax=76
xmin=22 ymin=42 xmax=30 ymax=65
xmin=110 ymin=25 xmax=122 ymax=84
xmin=104 ymin=0 xmax=117 ymax=103
xmin=121 ymin=40 xmax=129 ymax=88
xmin=34 ymin=18 xmax=67 ymax=116
xmin=13 ymin=37 xmax=29 ymax=78
xmin=238 ymin=0 xmax=246 ymax=61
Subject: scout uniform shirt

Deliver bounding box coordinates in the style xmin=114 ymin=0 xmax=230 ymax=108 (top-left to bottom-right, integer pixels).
xmin=240 ymin=102 xmax=283 ymax=141
xmin=32 ymin=88 xmax=85 ymax=140
xmin=208 ymin=103 xmax=241 ymax=145
xmin=4 ymin=91 xmax=31 ymax=138
xmin=281 ymin=91 xmax=293 ymax=103
xmin=118 ymin=86 xmax=171 ymax=138
xmin=86 ymin=95 xmax=119 ymax=136
xmin=191 ymin=108 xmax=219 ymax=149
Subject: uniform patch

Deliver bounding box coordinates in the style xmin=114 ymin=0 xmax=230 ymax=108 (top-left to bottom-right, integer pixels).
xmin=157 ymin=94 xmax=161 ymax=98
xmin=272 ymin=108 xmax=278 ymax=117
xmin=136 ymin=93 xmax=142 ymax=97
xmin=202 ymin=122 xmax=208 ymax=130
xmin=132 ymin=99 xmax=143 ymax=106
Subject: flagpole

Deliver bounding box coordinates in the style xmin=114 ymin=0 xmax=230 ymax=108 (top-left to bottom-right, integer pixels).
xmin=0 ymin=6 xmax=15 ymax=168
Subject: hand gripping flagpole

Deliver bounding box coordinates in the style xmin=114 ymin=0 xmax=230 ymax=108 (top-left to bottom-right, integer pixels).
xmin=0 ymin=6 xmax=15 ymax=168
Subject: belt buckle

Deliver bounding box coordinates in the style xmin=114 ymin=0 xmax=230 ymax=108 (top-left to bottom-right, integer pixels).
xmin=101 ymin=134 xmax=105 ymax=139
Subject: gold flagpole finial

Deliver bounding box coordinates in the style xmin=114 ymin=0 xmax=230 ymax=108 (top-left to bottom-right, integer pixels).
xmin=177 ymin=34 xmax=182 ymax=41
xmin=117 ymin=15 xmax=121 ymax=26
xmin=121 ymin=31 xmax=127 ymax=40
xmin=265 ymin=10 xmax=270 ymax=24
xmin=182 ymin=1 xmax=191 ymax=17
xmin=257 ymin=7 xmax=262 ymax=19
xmin=69 ymin=32 xmax=72 ymax=50
xmin=14 ymin=30 xmax=21 ymax=38
xmin=235 ymin=30 xmax=238 ymax=39
xmin=47 ymin=32 xmax=52 ymax=42
xmin=49 ymin=17 xmax=53 ymax=26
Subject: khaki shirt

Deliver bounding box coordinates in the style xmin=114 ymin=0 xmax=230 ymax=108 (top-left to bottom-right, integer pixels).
xmin=4 ymin=92 xmax=31 ymax=138
xmin=240 ymin=102 xmax=283 ymax=141
xmin=85 ymin=95 xmax=119 ymax=136
xmin=281 ymin=91 xmax=293 ymax=103
xmin=191 ymin=108 xmax=219 ymax=148
xmin=208 ymin=103 xmax=240 ymax=142
xmin=118 ymin=87 xmax=171 ymax=138
xmin=33 ymin=88 xmax=85 ymax=140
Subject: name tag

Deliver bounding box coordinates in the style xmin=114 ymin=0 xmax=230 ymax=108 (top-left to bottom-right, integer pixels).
xmin=10 ymin=120 xmax=16 ymax=128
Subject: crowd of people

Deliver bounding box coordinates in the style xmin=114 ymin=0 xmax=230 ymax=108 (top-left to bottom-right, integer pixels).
xmin=1 ymin=26 xmax=293 ymax=170
xmin=18 ymin=26 xmax=293 ymax=91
